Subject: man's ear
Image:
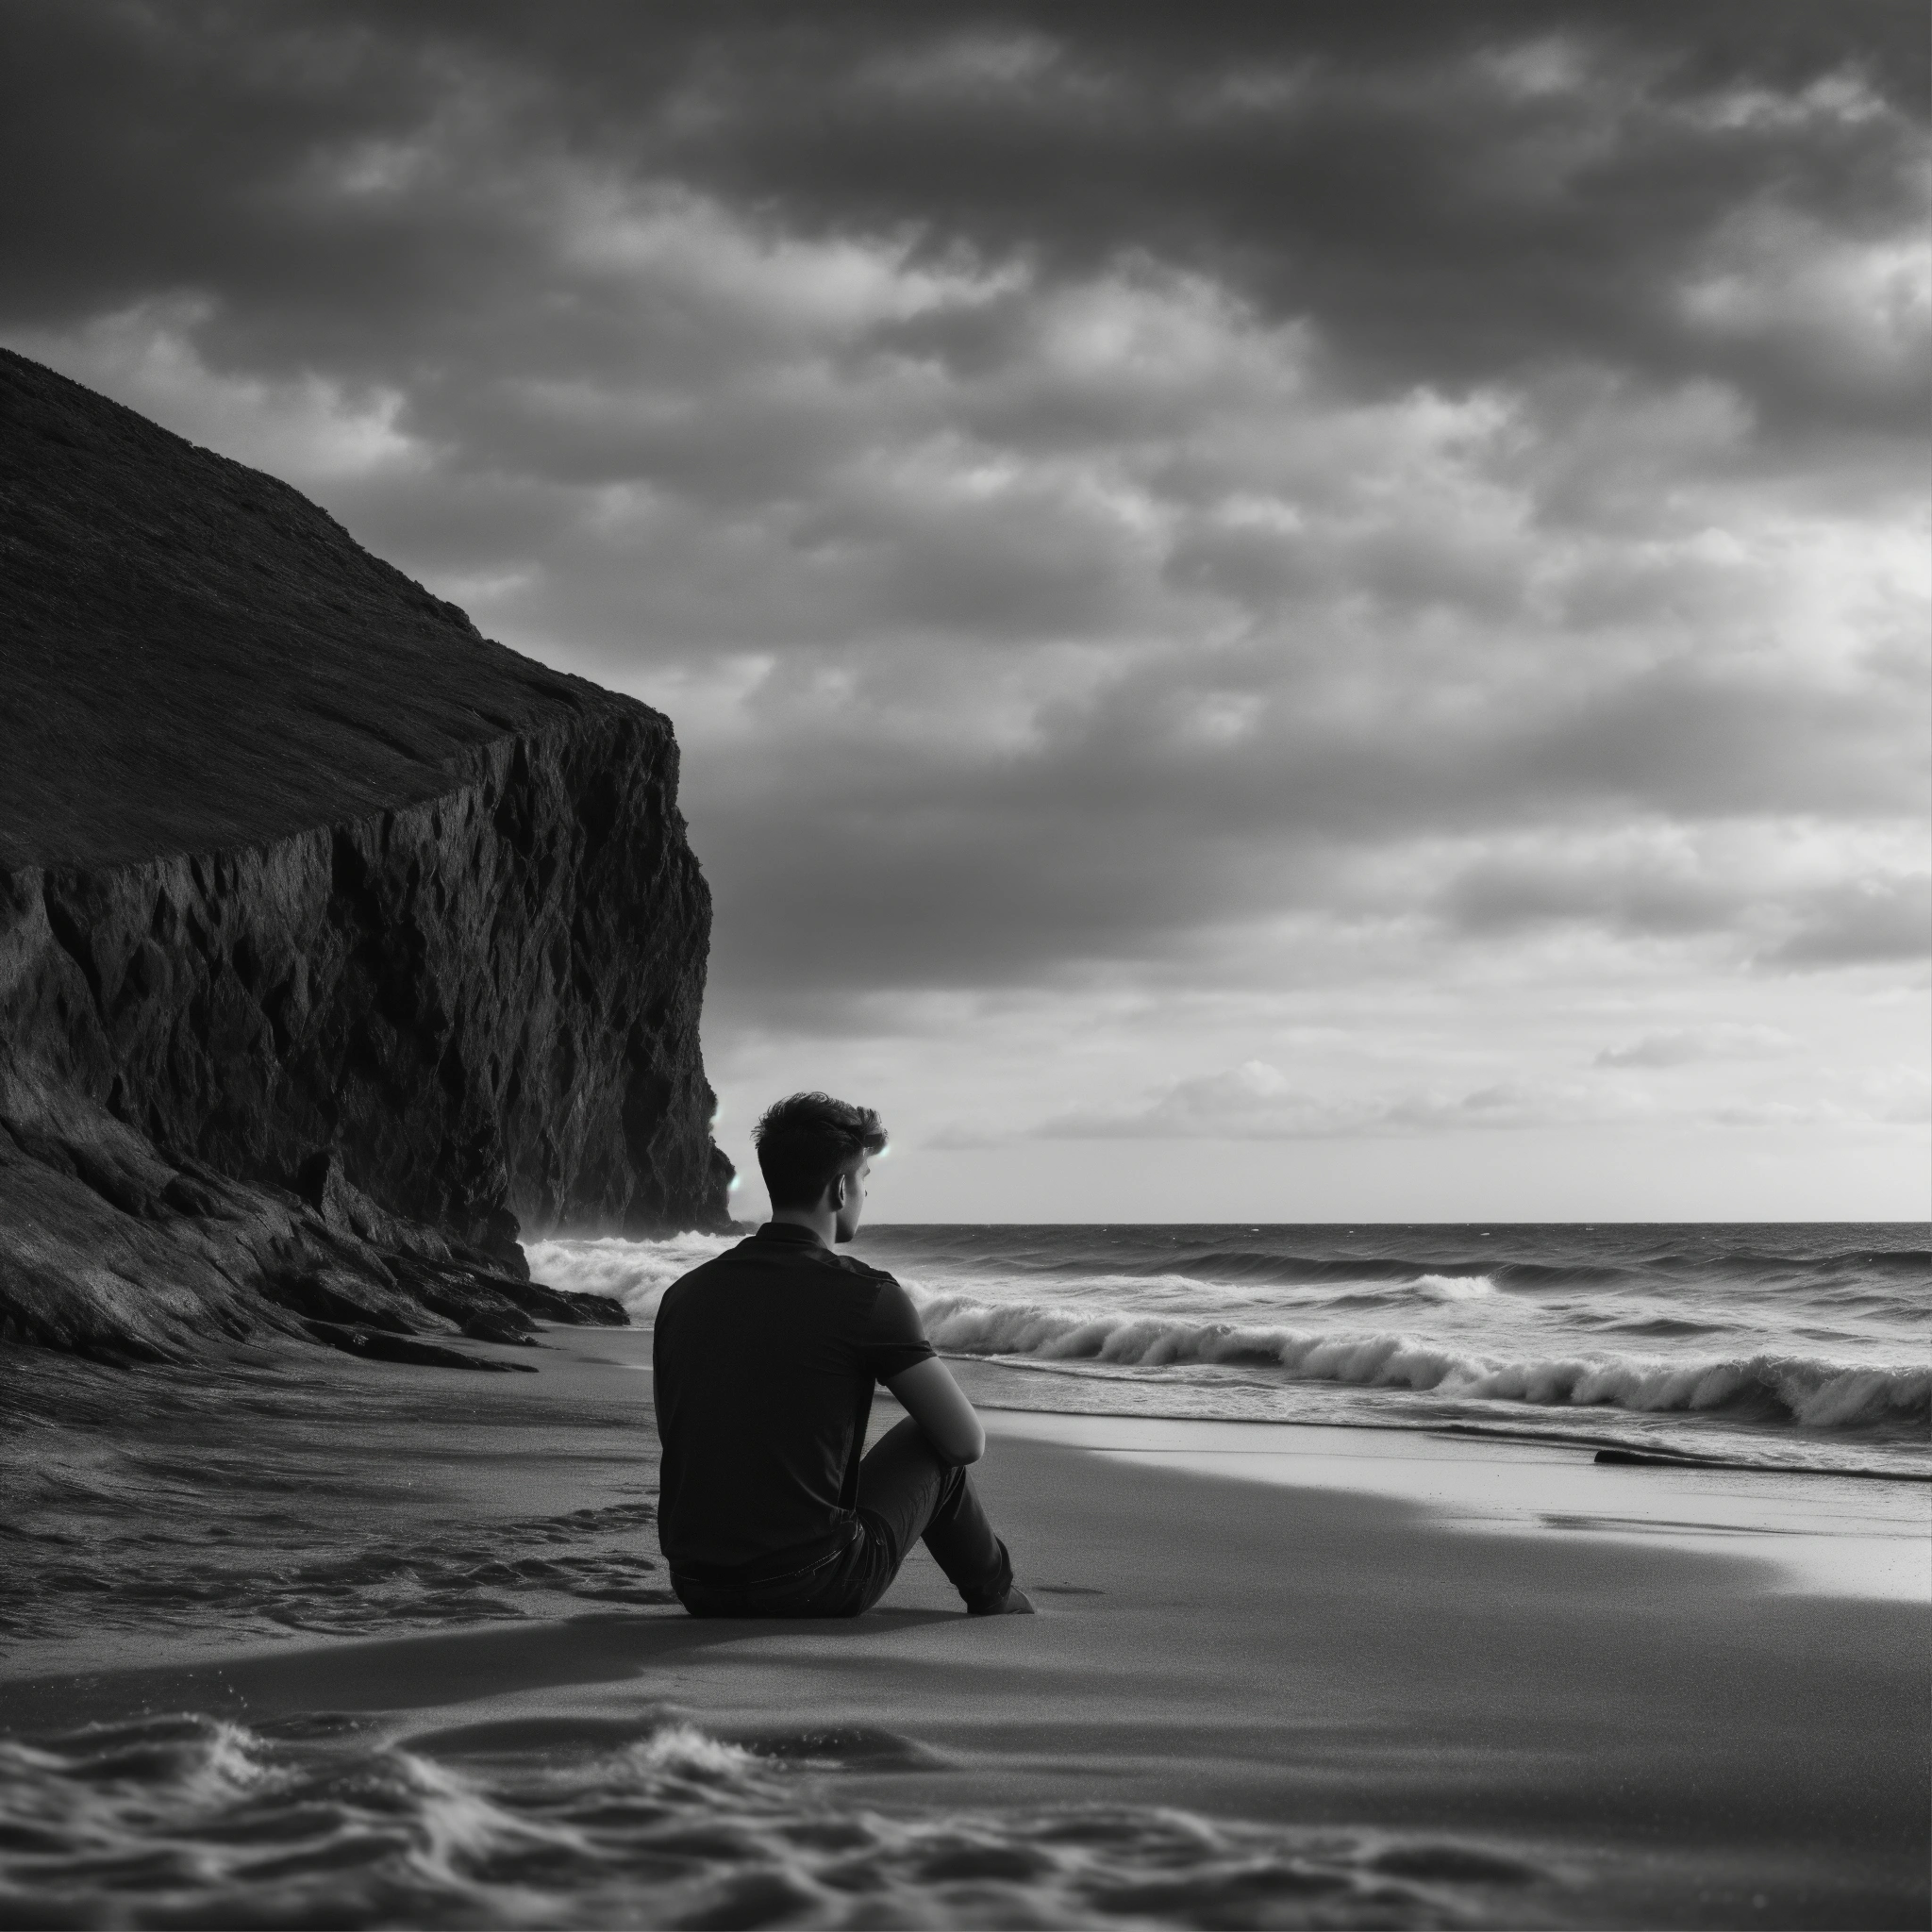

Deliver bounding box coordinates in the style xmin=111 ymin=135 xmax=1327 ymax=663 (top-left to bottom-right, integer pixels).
xmin=827 ymin=1169 xmax=850 ymax=1209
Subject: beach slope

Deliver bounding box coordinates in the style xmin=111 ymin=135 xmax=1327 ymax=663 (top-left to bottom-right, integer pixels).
xmin=3 ymin=1327 xmax=1922 ymax=1929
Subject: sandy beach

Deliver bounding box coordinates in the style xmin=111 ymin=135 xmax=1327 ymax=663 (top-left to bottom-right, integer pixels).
xmin=3 ymin=1323 xmax=1924 ymax=1929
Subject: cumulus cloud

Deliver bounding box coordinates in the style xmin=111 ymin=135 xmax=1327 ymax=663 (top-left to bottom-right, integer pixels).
xmin=1012 ymin=1060 xmax=1634 ymax=1142
xmin=1596 ymin=1024 xmax=1796 ymax=1067
xmin=1712 ymin=1065 xmax=1931 ymax=1129
xmin=924 ymin=1041 xmax=1924 ymax=1151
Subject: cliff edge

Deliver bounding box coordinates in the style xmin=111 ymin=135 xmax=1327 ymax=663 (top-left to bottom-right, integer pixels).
xmin=0 ymin=349 xmax=733 ymax=1365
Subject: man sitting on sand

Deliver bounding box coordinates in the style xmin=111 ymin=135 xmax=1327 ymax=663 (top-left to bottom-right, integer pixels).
xmin=653 ymin=1091 xmax=1034 ymax=1618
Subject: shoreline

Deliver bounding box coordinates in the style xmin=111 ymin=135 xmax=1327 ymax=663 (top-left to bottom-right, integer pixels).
xmin=960 ymin=1395 xmax=1932 ymax=1603
xmin=957 ymin=1383 xmax=1932 ymax=1482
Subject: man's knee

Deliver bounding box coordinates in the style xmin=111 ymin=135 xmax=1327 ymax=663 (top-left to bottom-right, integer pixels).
xmin=897 ymin=1418 xmax=975 ymax=1498
xmin=869 ymin=1414 xmax=959 ymax=1487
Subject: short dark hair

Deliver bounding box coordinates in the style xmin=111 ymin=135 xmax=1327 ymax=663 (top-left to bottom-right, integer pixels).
xmin=755 ymin=1092 xmax=887 ymax=1209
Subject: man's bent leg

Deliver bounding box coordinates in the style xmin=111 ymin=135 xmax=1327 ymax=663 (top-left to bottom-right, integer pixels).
xmin=854 ymin=1417 xmax=1013 ymax=1612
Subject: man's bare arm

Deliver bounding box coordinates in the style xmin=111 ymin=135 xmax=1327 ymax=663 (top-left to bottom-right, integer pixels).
xmin=885 ymin=1357 xmax=986 ymax=1465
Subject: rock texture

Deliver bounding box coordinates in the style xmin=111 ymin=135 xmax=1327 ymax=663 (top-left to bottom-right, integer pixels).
xmin=0 ymin=349 xmax=733 ymax=1364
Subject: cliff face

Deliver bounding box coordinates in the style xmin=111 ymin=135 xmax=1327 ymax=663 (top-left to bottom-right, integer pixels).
xmin=0 ymin=349 xmax=732 ymax=1364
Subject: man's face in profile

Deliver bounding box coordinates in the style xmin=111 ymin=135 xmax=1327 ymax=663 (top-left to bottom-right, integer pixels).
xmin=832 ymin=1158 xmax=872 ymax=1244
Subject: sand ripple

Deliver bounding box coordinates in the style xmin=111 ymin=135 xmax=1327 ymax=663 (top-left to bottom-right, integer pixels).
xmin=0 ymin=1711 xmax=1560 ymax=1929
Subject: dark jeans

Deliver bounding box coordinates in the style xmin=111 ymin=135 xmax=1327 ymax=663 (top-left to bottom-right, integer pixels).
xmin=674 ymin=1418 xmax=1013 ymax=1618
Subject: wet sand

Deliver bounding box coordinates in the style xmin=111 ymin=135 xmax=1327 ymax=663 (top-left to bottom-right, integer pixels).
xmin=973 ymin=1403 xmax=1932 ymax=1601
xmin=4 ymin=1324 xmax=1926 ymax=1927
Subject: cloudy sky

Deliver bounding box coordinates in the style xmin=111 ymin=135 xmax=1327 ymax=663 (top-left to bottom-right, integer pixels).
xmin=5 ymin=1 xmax=1926 ymax=1222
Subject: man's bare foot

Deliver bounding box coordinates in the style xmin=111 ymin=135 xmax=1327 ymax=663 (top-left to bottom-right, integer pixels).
xmin=969 ymin=1585 xmax=1037 ymax=1616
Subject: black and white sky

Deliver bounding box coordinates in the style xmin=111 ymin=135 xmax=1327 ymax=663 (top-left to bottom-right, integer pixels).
xmin=5 ymin=1 xmax=1926 ymax=1220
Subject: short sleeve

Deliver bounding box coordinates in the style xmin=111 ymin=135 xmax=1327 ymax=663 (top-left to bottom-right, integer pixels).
xmin=858 ymin=1276 xmax=936 ymax=1382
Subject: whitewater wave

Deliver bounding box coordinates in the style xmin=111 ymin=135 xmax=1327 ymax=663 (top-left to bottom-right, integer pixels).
xmin=1414 ymin=1273 xmax=1496 ymax=1301
xmin=911 ymin=1291 xmax=1931 ymax=1432
xmin=915 ymin=1267 xmax=1506 ymax=1309
xmin=525 ymin=1231 xmax=1523 ymax=1329
xmin=524 ymin=1230 xmax=738 ymax=1319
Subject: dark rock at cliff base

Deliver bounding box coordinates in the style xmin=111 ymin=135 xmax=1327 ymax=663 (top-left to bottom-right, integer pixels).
xmin=0 ymin=349 xmax=733 ymax=1364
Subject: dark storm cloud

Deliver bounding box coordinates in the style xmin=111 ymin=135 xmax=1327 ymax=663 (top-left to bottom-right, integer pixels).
xmin=1 ymin=0 xmax=1924 ymax=1047
xmin=679 ymin=591 xmax=1924 ymax=1000
xmin=1758 ymin=874 xmax=1932 ymax=970
xmin=627 ymin=0 xmax=1927 ymax=437
xmin=3 ymin=1 xmax=1924 ymax=436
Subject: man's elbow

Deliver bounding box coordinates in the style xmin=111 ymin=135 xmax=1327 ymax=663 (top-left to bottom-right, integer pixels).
xmin=935 ymin=1424 xmax=986 ymax=1466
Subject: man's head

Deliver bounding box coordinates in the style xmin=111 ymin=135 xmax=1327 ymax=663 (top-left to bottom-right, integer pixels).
xmin=755 ymin=1092 xmax=888 ymax=1242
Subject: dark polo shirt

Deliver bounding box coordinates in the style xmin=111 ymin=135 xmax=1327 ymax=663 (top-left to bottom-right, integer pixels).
xmin=652 ymin=1223 xmax=936 ymax=1584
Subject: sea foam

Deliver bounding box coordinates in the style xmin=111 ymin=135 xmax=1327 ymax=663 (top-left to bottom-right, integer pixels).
xmin=516 ymin=1227 xmax=1930 ymax=1453
xmin=1413 ymin=1273 xmax=1497 ymax=1300
xmin=525 ymin=1230 xmax=737 ymax=1319
xmin=910 ymin=1291 xmax=1930 ymax=1431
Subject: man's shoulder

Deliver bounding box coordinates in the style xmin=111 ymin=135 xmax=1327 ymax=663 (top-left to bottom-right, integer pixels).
xmin=658 ymin=1238 xmax=757 ymax=1307
xmin=821 ymin=1247 xmax=899 ymax=1289
xmin=787 ymin=1245 xmax=904 ymax=1310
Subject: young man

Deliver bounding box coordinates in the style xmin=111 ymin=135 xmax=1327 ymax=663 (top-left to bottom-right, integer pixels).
xmin=653 ymin=1091 xmax=1033 ymax=1618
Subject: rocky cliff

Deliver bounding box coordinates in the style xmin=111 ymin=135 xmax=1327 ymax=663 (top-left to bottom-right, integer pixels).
xmin=0 ymin=349 xmax=733 ymax=1365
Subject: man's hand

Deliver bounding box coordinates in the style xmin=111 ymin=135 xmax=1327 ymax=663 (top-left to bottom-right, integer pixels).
xmin=885 ymin=1357 xmax=987 ymax=1465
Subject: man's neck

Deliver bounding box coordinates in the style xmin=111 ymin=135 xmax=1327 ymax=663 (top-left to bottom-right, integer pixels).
xmin=767 ymin=1207 xmax=834 ymax=1246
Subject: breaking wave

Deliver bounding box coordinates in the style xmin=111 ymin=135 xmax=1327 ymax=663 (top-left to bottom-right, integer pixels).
xmin=1413 ymin=1273 xmax=1496 ymax=1301
xmin=912 ymin=1291 xmax=1931 ymax=1433
xmin=518 ymin=1225 xmax=1928 ymax=1464
xmin=0 ymin=1712 xmax=1557 ymax=1929
xmin=524 ymin=1230 xmax=737 ymax=1320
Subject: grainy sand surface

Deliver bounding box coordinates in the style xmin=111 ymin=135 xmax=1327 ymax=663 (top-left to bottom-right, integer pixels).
xmin=5 ymin=1324 xmax=1925 ymax=1928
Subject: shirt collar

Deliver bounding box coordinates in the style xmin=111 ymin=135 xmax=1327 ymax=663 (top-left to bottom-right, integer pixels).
xmin=754 ymin=1221 xmax=828 ymax=1250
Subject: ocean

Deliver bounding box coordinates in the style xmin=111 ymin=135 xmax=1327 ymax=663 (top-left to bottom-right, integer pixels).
xmin=3 ymin=1221 xmax=1925 ymax=1929
xmin=531 ymin=1221 xmax=1932 ymax=1481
